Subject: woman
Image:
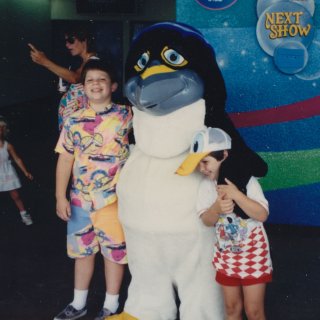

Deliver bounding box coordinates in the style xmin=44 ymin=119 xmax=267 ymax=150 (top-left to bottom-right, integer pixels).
xmin=29 ymin=26 xmax=99 ymax=129
xmin=29 ymin=26 xmax=97 ymax=85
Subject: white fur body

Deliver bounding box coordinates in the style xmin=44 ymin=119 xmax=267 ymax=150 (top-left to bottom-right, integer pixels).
xmin=117 ymin=100 xmax=224 ymax=319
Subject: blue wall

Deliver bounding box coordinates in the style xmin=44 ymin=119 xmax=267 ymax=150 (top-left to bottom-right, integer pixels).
xmin=177 ymin=0 xmax=320 ymax=226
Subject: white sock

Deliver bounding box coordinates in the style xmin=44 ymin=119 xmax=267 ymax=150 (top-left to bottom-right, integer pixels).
xmin=103 ymin=293 xmax=119 ymax=313
xmin=71 ymin=289 xmax=88 ymax=310
xmin=20 ymin=210 xmax=27 ymax=215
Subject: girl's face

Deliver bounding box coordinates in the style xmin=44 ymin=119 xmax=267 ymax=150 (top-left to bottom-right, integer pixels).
xmin=84 ymin=69 xmax=117 ymax=106
xmin=198 ymin=151 xmax=227 ymax=180
xmin=0 ymin=124 xmax=6 ymax=139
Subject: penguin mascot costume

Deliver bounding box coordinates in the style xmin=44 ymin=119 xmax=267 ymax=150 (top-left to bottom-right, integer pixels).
xmin=111 ymin=22 xmax=267 ymax=320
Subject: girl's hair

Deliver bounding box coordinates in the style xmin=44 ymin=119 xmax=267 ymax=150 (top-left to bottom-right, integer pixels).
xmin=0 ymin=116 xmax=9 ymax=138
xmin=209 ymin=150 xmax=226 ymax=161
xmin=81 ymin=59 xmax=118 ymax=84
xmin=65 ymin=24 xmax=96 ymax=53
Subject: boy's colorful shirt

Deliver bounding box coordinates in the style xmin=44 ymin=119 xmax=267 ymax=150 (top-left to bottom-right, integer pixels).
xmin=55 ymin=103 xmax=132 ymax=212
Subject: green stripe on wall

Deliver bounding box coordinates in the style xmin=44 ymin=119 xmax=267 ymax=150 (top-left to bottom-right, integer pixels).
xmin=258 ymin=149 xmax=320 ymax=191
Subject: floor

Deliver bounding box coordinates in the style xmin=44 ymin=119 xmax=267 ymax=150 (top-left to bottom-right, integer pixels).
xmin=0 ymin=97 xmax=319 ymax=319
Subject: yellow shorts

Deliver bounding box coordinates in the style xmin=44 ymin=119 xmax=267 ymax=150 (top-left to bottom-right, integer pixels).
xmin=67 ymin=201 xmax=127 ymax=263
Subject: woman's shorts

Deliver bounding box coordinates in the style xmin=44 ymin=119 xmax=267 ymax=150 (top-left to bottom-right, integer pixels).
xmin=216 ymin=271 xmax=272 ymax=286
xmin=67 ymin=201 xmax=127 ymax=264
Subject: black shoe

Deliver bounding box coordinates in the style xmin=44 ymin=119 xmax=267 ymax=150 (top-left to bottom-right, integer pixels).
xmin=94 ymin=307 xmax=114 ymax=320
xmin=54 ymin=304 xmax=87 ymax=320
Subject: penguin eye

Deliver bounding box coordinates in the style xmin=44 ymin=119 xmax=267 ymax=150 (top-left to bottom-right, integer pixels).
xmin=161 ymin=47 xmax=188 ymax=67
xmin=134 ymin=51 xmax=150 ymax=72
xmin=191 ymin=133 xmax=204 ymax=153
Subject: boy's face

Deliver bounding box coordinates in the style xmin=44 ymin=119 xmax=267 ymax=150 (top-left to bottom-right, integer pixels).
xmin=84 ymin=69 xmax=117 ymax=105
xmin=198 ymin=153 xmax=225 ymax=180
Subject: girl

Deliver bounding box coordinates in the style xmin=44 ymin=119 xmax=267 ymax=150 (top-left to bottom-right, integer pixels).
xmin=0 ymin=117 xmax=33 ymax=225
xmin=177 ymin=127 xmax=272 ymax=320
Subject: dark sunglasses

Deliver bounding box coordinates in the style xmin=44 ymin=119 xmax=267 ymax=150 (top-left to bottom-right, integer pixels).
xmin=65 ymin=36 xmax=76 ymax=44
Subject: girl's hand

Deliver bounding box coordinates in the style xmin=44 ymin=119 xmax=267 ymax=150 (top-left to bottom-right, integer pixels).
xmin=56 ymin=197 xmax=71 ymax=221
xmin=25 ymin=172 xmax=33 ymax=180
xmin=216 ymin=191 xmax=235 ymax=214
xmin=217 ymin=178 xmax=241 ymax=202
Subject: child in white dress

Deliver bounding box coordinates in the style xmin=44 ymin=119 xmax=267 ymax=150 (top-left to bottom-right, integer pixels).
xmin=0 ymin=116 xmax=33 ymax=225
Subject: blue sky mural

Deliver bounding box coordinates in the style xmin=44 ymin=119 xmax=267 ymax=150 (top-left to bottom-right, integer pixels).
xmin=202 ymin=28 xmax=320 ymax=113
xmin=177 ymin=0 xmax=320 ymax=226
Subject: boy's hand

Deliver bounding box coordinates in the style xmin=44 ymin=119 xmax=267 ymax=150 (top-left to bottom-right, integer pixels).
xmin=217 ymin=178 xmax=241 ymax=202
xmin=56 ymin=197 xmax=71 ymax=221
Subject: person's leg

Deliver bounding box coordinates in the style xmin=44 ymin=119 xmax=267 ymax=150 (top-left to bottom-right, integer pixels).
xmin=9 ymin=189 xmax=25 ymax=211
xmin=173 ymin=231 xmax=224 ymax=320
xmin=123 ymin=229 xmax=177 ymax=320
xmin=10 ymin=189 xmax=33 ymax=225
xmin=102 ymin=258 xmax=125 ymax=313
xmin=69 ymin=211 xmax=98 ymax=309
xmin=221 ymin=285 xmax=243 ymax=320
xmin=54 ymin=206 xmax=98 ymax=320
xmin=104 ymin=258 xmax=124 ymax=294
xmin=53 ymin=256 xmax=95 ymax=319
xmin=70 ymin=255 xmax=96 ymax=310
xmin=243 ymin=283 xmax=266 ymax=320
xmin=74 ymin=254 xmax=96 ymax=290
xmin=91 ymin=203 xmax=127 ymax=317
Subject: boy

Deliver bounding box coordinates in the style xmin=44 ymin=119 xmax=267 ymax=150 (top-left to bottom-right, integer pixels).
xmin=54 ymin=59 xmax=132 ymax=320
xmin=176 ymin=127 xmax=272 ymax=320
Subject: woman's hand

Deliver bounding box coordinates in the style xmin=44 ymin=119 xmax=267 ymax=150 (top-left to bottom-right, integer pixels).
xmin=28 ymin=43 xmax=50 ymax=67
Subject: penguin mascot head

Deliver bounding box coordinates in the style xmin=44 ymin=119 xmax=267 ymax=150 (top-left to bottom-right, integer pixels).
xmin=125 ymin=21 xmax=267 ymax=195
xmin=125 ymin=22 xmax=226 ymax=116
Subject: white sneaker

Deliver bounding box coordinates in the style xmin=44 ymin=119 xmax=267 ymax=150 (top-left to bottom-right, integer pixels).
xmin=21 ymin=213 xmax=33 ymax=225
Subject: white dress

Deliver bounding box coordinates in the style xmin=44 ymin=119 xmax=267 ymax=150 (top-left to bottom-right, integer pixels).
xmin=0 ymin=141 xmax=21 ymax=192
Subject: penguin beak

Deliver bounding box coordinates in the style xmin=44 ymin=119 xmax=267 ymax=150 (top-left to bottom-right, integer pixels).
xmin=176 ymin=152 xmax=209 ymax=176
xmin=140 ymin=65 xmax=176 ymax=80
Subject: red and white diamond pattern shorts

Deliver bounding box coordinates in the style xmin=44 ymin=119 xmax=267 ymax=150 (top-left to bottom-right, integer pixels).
xmin=213 ymin=225 xmax=273 ymax=280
